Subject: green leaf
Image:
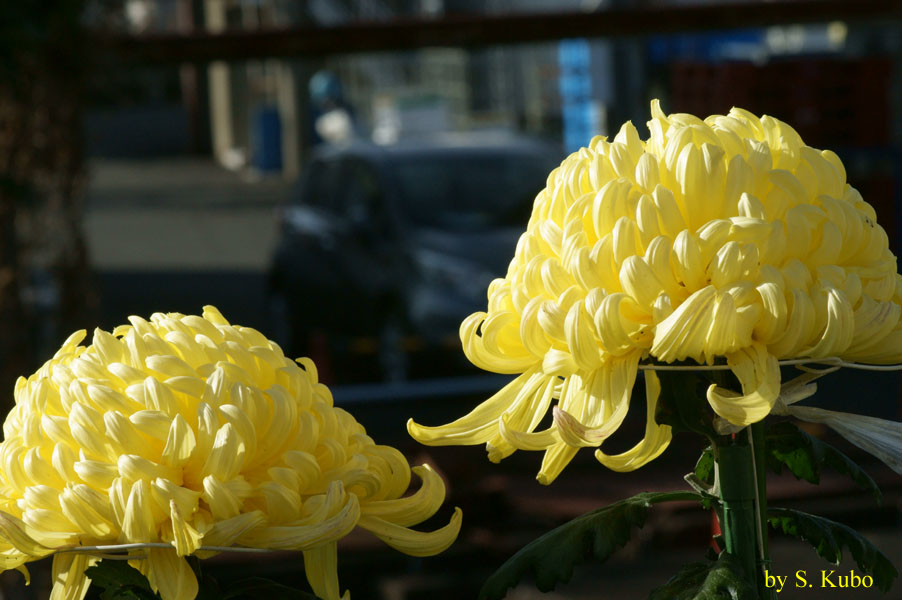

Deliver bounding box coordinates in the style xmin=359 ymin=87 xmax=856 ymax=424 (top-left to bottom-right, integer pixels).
xmin=85 ymin=560 xmax=151 ymax=590
xmin=222 ymin=577 xmax=323 ymax=600
xmin=768 ymin=507 xmax=898 ymax=592
xmin=479 ymin=491 xmax=702 ymax=600
xmin=186 ymin=556 xmax=224 ymax=600
xmin=649 ymin=561 xmax=712 ymax=600
xmin=648 ymin=551 xmax=755 ymax=600
xmin=695 ymin=447 xmax=715 ymax=485
xmin=766 ymin=422 xmax=881 ymax=503
xmin=654 ymin=371 xmax=718 ymax=439
xmin=86 ymin=559 xmax=323 ymax=600
xmin=85 ymin=560 xmax=160 ymax=600
xmin=684 ymin=448 xmax=717 ymax=510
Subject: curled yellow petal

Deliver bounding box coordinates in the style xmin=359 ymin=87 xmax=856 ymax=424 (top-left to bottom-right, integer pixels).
xmin=0 ymin=512 xmax=51 ymax=556
xmin=58 ymin=487 xmax=114 ymax=540
xmin=651 ymin=286 xmax=717 ymax=362
xmin=553 ymin=355 xmax=639 ymax=448
xmin=407 ymin=367 xmax=540 ymax=446
xmin=595 ymin=371 xmax=672 ymax=472
xmin=496 ymin=375 xmax=558 ymax=451
xmin=240 ymin=493 xmax=360 ymax=550
xmin=199 ymin=510 xmax=265 ymax=547
xmin=358 ymin=507 xmax=462 ymax=558
xmin=360 ymin=465 xmax=444 ymax=527
xmin=414 ymin=100 xmax=902 ymax=484
xmin=706 ymin=343 xmax=780 ymax=426
xmin=2 ymin=306 xmax=463 ymax=600
xmin=537 ymin=441 xmax=579 ymax=485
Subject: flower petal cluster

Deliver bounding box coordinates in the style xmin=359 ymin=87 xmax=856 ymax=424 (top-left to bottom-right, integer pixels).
xmin=0 ymin=306 xmax=460 ymax=600
xmin=409 ymin=101 xmax=902 ymax=484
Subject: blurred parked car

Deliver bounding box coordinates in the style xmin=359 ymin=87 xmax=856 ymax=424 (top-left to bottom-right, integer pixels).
xmin=267 ymin=134 xmax=563 ymax=382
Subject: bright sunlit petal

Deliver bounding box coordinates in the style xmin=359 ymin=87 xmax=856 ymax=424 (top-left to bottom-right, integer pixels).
xmin=0 ymin=307 xmax=460 ymax=597
xmin=412 ymin=100 xmax=902 ymax=482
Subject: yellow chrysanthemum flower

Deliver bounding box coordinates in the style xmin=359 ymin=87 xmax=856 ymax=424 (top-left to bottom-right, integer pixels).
xmin=0 ymin=306 xmax=461 ymax=600
xmin=409 ymin=100 xmax=902 ymax=484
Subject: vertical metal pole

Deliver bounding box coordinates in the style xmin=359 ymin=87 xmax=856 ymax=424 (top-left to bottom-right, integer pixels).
xmin=204 ymin=0 xmax=235 ymax=164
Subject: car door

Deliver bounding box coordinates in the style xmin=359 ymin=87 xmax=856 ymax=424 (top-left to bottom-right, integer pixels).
xmin=275 ymin=156 xmax=351 ymax=326
xmin=328 ymin=157 xmax=404 ymax=334
xmin=275 ymin=153 xmax=403 ymax=337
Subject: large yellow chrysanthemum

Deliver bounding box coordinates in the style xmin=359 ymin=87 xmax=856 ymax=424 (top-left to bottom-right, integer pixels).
xmin=0 ymin=306 xmax=460 ymax=600
xmin=409 ymin=101 xmax=902 ymax=484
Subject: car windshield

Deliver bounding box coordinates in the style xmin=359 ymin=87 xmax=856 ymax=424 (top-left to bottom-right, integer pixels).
xmin=391 ymin=152 xmax=558 ymax=230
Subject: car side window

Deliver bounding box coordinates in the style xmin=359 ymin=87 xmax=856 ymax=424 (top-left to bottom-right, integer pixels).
xmin=340 ymin=159 xmax=391 ymax=234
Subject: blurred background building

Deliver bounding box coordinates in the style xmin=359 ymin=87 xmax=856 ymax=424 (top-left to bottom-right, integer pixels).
xmin=1 ymin=1 xmax=902 ymax=598
xmin=67 ymin=0 xmax=902 ymax=384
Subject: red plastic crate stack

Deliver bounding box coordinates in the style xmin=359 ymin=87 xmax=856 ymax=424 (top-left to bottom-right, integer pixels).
xmin=670 ymin=58 xmax=891 ymax=149
xmin=670 ymin=57 xmax=897 ymax=248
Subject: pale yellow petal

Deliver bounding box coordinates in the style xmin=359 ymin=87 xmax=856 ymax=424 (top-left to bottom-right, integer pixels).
xmin=361 ymin=465 xmax=445 ymax=527
xmin=498 ymin=417 xmax=559 ymax=451
xmin=651 ymin=285 xmax=717 ymax=362
xmin=129 ymin=410 xmax=172 ymax=441
xmin=706 ymin=343 xmax=780 ymax=426
xmin=460 ymin=313 xmax=537 ymax=374
xmin=240 ymin=494 xmax=360 ymax=550
xmin=358 ymin=507 xmax=462 ymax=557
xmin=200 ymin=510 xmax=265 ymax=547
xmin=162 ymin=414 xmax=196 ymax=468
xmin=73 ymin=459 xmax=118 ymax=489
xmin=537 ymin=442 xmax=579 ymax=485
xmin=496 ymin=375 xmax=558 ymax=451
xmin=553 ymin=355 xmax=639 ymax=448
xmin=484 ymin=370 xmax=557 ymax=462
xmin=846 ymin=297 xmax=901 ymax=357
xmin=596 ymin=371 xmax=672 ymax=472
xmin=0 ymin=511 xmax=52 ymax=556
xmin=169 ymin=500 xmax=203 ymax=556
xmin=201 ymin=475 xmax=243 ymax=521
xmin=800 ymin=285 xmax=855 ymax=358
xmin=258 ymin=480 xmax=302 ymax=523
xmin=407 ymin=367 xmax=540 ymax=446
xmin=143 ymin=548 xmax=199 ymax=600
xmin=59 ymin=487 xmax=114 ymax=540
xmin=201 ymin=423 xmax=244 ymax=481
xmin=121 ymin=479 xmax=157 ymax=543
xmin=145 ymin=355 xmax=197 ymax=379
xmin=49 ymin=553 xmax=97 ymax=600
xmin=303 ymin=542 xmax=349 ymax=600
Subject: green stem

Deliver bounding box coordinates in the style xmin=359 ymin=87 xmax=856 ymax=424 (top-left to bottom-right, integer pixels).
xmin=716 ymin=434 xmax=761 ymax=598
xmin=750 ymin=421 xmax=776 ymax=600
